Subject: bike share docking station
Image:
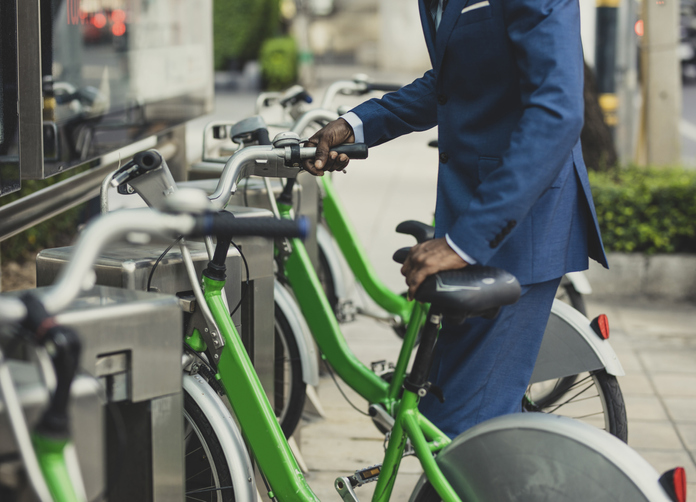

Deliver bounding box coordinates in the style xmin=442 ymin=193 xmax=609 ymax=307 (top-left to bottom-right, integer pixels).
xmin=30 ymin=205 xmax=277 ymax=502
xmin=0 ymin=286 xmax=182 ymax=501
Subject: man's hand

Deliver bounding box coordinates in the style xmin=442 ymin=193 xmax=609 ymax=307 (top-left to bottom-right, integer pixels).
xmin=401 ymin=238 xmax=469 ymax=300
xmin=303 ymin=118 xmax=355 ymax=176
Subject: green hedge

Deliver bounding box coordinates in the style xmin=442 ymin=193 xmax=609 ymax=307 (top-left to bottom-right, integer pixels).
xmin=213 ymin=0 xmax=281 ymax=70
xmin=589 ymin=166 xmax=696 ymax=254
xmin=0 ymin=172 xmax=87 ymax=263
xmin=260 ymin=36 xmax=298 ymax=90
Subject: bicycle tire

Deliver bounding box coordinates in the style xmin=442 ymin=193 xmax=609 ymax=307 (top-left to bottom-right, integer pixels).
xmin=184 ymin=390 xmax=235 ymax=502
xmin=525 ymin=369 xmax=627 ymax=442
xmin=274 ymin=302 xmax=307 ymax=438
xmin=317 ymin=244 xmax=340 ymax=315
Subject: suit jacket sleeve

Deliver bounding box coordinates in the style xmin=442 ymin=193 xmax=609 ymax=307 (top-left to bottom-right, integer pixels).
xmin=348 ymin=70 xmax=438 ymax=147
xmin=447 ymin=0 xmax=586 ymax=265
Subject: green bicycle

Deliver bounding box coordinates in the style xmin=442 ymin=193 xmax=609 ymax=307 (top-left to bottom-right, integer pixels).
xmin=109 ymin=144 xmax=676 ymax=502
xmin=193 ymin=119 xmax=627 ymax=443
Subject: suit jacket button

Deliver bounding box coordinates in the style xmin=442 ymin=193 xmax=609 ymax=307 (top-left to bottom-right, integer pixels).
xmin=439 ymin=152 xmax=449 ymax=163
xmin=437 ymin=94 xmax=448 ymax=105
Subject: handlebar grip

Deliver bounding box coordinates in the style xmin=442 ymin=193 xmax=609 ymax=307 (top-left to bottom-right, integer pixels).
xmin=366 ymin=83 xmax=403 ymax=93
xmin=333 ymin=143 xmax=368 ymax=160
xmin=193 ymin=214 xmax=310 ymax=240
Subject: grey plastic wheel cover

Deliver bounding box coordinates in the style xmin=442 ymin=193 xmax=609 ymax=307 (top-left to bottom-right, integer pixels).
xmin=424 ymin=414 xmax=670 ymax=502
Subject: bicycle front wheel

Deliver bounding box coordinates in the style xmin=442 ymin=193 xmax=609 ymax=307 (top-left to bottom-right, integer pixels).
xmin=184 ymin=391 xmax=235 ymax=502
xmin=524 ymin=369 xmax=627 ymax=442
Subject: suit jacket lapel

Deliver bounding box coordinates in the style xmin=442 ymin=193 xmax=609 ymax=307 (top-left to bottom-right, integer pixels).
xmin=434 ymin=0 xmax=470 ymax=75
xmin=419 ymin=0 xmax=436 ymax=65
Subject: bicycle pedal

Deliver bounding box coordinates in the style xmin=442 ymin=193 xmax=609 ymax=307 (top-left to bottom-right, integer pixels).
xmin=370 ymin=360 xmax=395 ymax=376
xmin=336 ymin=300 xmax=357 ymax=323
xmin=351 ymin=464 xmax=381 ymax=486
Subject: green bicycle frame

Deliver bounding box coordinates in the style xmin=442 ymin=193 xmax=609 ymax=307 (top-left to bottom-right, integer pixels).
xmin=32 ymin=434 xmax=82 ymax=502
xmin=320 ymin=176 xmax=413 ymax=324
xmin=204 ymin=270 xmax=459 ymax=501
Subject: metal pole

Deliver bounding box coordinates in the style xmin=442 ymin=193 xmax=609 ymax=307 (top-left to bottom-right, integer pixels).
xmin=637 ymin=0 xmax=681 ymax=165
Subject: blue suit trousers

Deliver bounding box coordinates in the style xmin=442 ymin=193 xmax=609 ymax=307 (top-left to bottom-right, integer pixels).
xmin=419 ymin=277 xmax=562 ymax=439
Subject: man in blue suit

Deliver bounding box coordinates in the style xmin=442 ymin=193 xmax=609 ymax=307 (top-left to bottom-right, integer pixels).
xmin=304 ymin=0 xmax=608 ymax=438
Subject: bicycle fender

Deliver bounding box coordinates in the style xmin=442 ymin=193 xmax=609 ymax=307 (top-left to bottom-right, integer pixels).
xmin=183 ymin=374 xmax=257 ymax=501
xmin=564 ymin=271 xmax=593 ymax=295
xmin=274 ymin=281 xmax=320 ymax=387
xmin=530 ymin=299 xmax=624 ymax=384
xmin=317 ymin=224 xmax=349 ymax=301
xmin=409 ymin=414 xmax=672 ymax=502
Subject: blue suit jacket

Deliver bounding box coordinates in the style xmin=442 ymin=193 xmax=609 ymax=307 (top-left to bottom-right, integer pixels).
xmin=351 ymin=0 xmax=608 ymax=285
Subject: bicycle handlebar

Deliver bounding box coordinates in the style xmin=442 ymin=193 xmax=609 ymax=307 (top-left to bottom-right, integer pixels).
xmin=208 ymin=140 xmax=368 ymax=210
xmin=0 ymin=208 xmax=308 ymax=323
xmin=365 ymin=82 xmax=402 ymax=93
xmin=331 ymin=143 xmax=369 ymax=159
xmin=191 ymin=213 xmax=309 ymax=240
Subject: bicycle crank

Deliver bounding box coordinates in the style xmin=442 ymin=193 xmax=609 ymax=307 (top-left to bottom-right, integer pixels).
xmin=335 ymin=464 xmax=381 ymax=501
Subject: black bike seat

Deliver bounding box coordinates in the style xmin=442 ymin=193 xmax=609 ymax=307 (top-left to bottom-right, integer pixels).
xmin=395 ymin=220 xmax=435 ymax=244
xmin=229 ymin=116 xmax=269 ymax=144
xmin=416 ymin=267 xmax=520 ymax=318
xmin=392 ymin=247 xmax=520 ymax=318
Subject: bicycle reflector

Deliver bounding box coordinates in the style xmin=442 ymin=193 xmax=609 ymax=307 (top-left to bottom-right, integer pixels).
xmin=659 ymin=467 xmax=686 ymax=502
xmin=590 ymin=314 xmax=610 ymax=340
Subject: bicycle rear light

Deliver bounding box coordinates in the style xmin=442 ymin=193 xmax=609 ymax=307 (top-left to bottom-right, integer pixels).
xmin=590 ymin=314 xmax=610 ymax=340
xmin=659 ymin=467 xmax=687 ymax=502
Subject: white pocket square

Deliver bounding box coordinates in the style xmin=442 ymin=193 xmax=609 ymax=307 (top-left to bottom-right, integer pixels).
xmin=461 ymin=1 xmax=490 ymax=14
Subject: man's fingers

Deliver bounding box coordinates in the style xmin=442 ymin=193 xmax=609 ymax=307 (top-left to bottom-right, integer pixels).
xmin=313 ymin=141 xmax=331 ymax=170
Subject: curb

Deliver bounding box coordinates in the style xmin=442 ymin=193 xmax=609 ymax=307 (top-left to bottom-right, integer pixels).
xmin=586 ymin=253 xmax=696 ymax=302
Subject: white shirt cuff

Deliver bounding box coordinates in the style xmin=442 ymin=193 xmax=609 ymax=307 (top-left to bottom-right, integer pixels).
xmin=445 ymin=234 xmax=477 ymax=264
xmin=340 ymin=112 xmax=365 ymax=144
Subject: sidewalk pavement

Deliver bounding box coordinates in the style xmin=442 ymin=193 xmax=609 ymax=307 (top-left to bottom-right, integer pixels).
xmin=202 ymin=70 xmax=696 ymax=498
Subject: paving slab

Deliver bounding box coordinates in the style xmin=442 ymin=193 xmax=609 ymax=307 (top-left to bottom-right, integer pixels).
xmin=652 ymin=374 xmax=696 ymax=398
xmin=664 ymin=397 xmax=696 ymax=423
xmin=627 ymin=421 xmax=685 ymax=450
xmin=624 ymin=395 xmax=670 ymax=422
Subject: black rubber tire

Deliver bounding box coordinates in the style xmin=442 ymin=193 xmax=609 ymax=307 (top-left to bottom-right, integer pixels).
xmin=409 ymin=478 xmax=442 ymax=502
xmin=274 ymin=302 xmax=307 ymax=438
xmin=317 ymin=241 xmax=340 ymax=315
xmin=555 ymin=281 xmax=587 ymax=316
xmin=184 ymin=391 xmax=235 ymax=502
xmin=525 ymin=369 xmax=628 ymax=442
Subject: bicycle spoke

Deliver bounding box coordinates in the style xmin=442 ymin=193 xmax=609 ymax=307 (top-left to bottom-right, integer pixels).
xmin=544 ymin=383 xmax=596 ymax=414
xmin=186 ymin=485 xmax=234 ymax=495
xmin=185 ymin=495 xmax=208 ymax=502
xmin=542 ymin=393 xmax=601 ymax=409
xmin=187 ymin=466 xmax=212 ymax=482
xmin=186 ymin=445 xmax=204 ymax=457
xmin=572 ymin=411 xmax=606 ymax=420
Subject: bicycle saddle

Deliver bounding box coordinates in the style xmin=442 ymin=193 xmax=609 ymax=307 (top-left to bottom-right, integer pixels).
xmin=396 ymin=220 xmax=435 ymax=244
xmin=392 ymin=247 xmax=521 ymax=318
